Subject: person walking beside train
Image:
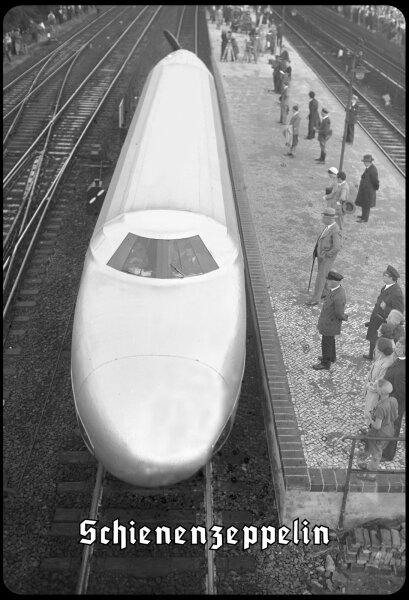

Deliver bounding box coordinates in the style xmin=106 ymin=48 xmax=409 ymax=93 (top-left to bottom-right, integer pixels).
xmin=312 ymin=271 xmax=348 ymax=370
xmin=284 ymin=105 xmax=301 ymax=158
xmin=346 ymin=94 xmax=359 ymax=143
xmin=355 ymin=154 xmax=379 ymax=223
xmin=315 ymin=108 xmax=332 ymax=164
xmin=306 ymin=207 xmax=342 ymax=307
xmin=363 ymin=265 xmax=404 ymax=360
xmin=306 ymin=91 xmax=320 ymax=139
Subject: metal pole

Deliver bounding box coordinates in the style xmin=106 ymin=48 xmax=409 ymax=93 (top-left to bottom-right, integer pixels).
xmin=338 ymin=54 xmax=356 ymax=173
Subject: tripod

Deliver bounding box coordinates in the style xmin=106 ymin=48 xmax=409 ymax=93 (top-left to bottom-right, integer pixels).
xmin=222 ymin=40 xmax=235 ymax=62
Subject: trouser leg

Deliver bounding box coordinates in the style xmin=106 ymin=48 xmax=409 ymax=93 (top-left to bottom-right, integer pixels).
xmin=321 ymin=336 xmax=333 ymax=367
xmin=311 ymin=257 xmax=334 ymax=302
xmin=361 ymin=205 xmax=370 ymax=221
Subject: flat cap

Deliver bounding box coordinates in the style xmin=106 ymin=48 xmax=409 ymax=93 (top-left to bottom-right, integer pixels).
xmin=362 ymin=154 xmax=374 ymax=162
xmin=326 ymin=271 xmax=343 ymax=281
xmin=321 ymin=108 xmax=328 ymax=114
xmin=322 ymin=207 xmax=336 ymax=217
xmin=384 ymin=265 xmax=400 ymax=279
xmin=328 ymin=166 xmax=338 ymax=175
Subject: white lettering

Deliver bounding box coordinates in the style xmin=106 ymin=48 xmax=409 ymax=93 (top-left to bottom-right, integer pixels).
xmin=79 ymin=519 xmax=97 ymax=545
xmin=243 ymin=526 xmax=258 ymax=550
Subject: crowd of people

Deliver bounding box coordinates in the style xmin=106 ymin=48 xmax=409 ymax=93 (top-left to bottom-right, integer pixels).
xmin=330 ymin=5 xmax=405 ymax=47
xmin=3 ymin=5 xmax=97 ymax=64
xmin=210 ymin=7 xmax=405 ymax=481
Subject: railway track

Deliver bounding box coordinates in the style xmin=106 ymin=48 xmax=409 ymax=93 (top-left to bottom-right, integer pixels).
xmin=275 ymin=10 xmax=405 ymax=176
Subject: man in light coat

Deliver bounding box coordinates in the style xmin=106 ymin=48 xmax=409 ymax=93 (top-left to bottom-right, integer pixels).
xmin=306 ymin=207 xmax=342 ymax=306
xmin=284 ymin=104 xmax=301 ymax=157
xmin=312 ymin=271 xmax=348 ymax=370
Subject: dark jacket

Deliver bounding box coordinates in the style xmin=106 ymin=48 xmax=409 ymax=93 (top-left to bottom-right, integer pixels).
xmin=317 ymin=285 xmax=348 ymax=336
xmin=384 ymin=358 xmax=406 ymax=412
xmin=366 ymin=282 xmax=405 ymax=340
xmin=347 ymin=102 xmax=358 ymax=124
xmin=355 ymin=163 xmax=379 ymax=208
xmin=308 ymin=97 xmax=320 ymax=128
xmin=318 ymin=116 xmax=332 ymax=142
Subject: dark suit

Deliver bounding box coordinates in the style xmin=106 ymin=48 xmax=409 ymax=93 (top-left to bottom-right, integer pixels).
xmin=317 ymin=116 xmax=332 ymax=161
xmin=355 ymin=163 xmax=379 ymax=221
xmin=346 ymin=102 xmax=358 ymax=143
xmin=307 ymin=97 xmax=320 ymax=139
xmin=382 ymin=358 xmax=406 ymax=460
xmin=317 ymin=285 xmax=348 ymax=366
xmin=366 ymin=282 xmax=404 ymax=357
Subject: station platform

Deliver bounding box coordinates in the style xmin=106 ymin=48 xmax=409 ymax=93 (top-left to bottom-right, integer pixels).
xmin=207 ymin=21 xmax=405 ymax=528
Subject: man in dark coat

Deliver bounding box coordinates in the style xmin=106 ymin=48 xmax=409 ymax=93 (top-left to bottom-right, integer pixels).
xmin=364 ymin=265 xmax=404 ymax=359
xmin=355 ymin=154 xmax=379 ymax=222
xmin=312 ymin=271 xmax=348 ymax=370
xmin=315 ymin=108 xmax=332 ymax=164
xmin=306 ymin=91 xmax=320 ymax=139
xmin=382 ymin=336 xmax=405 ymax=461
xmin=346 ymin=94 xmax=358 ymax=143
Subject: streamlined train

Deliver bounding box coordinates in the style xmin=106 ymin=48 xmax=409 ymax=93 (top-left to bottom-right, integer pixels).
xmin=71 ymin=46 xmax=246 ymax=487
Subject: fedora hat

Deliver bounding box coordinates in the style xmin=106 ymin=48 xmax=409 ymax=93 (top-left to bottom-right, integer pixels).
xmin=343 ymin=200 xmax=356 ymax=214
xmin=362 ymin=154 xmax=374 ymax=162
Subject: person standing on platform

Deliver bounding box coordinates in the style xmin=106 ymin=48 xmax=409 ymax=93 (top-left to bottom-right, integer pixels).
xmin=331 ymin=171 xmax=350 ymax=230
xmin=284 ymin=105 xmax=301 ymax=158
xmin=276 ymin=21 xmax=283 ymax=49
xmin=278 ymin=81 xmax=290 ymax=125
xmin=315 ymin=108 xmax=332 ymax=164
xmin=356 ymin=378 xmax=398 ymax=481
xmin=220 ymin=29 xmax=228 ymax=60
xmin=306 ymin=208 xmax=342 ymax=307
xmin=382 ymin=336 xmax=406 ymax=461
xmin=355 ymin=154 xmax=379 ymax=223
xmin=323 ymin=166 xmax=339 ymax=205
xmin=312 ymin=271 xmax=348 ymax=370
xmin=272 ymin=59 xmax=281 ymax=92
xmin=363 ymin=265 xmax=404 ymax=360
xmin=346 ymin=94 xmax=359 ymax=143
xmin=306 ymin=91 xmax=320 ymax=139
xmin=361 ymin=337 xmax=396 ymax=429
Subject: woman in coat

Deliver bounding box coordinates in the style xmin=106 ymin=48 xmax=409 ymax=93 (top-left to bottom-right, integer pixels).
xmin=355 ymin=154 xmax=379 ymax=222
xmin=361 ymin=337 xmax=396 ymax=429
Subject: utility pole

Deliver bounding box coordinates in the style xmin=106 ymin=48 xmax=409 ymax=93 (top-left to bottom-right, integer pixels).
xmin=338 ymin=37 xmax=364 ymax=172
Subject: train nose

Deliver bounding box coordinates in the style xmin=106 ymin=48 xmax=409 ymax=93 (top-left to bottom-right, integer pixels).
xmin=77 ymin=356 xmax=231 ymax=487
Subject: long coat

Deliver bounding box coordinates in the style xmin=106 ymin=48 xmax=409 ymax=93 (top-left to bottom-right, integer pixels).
xmin=317 ymin=285 xmax=347 ymax=336
xmin=308 ymin=98 xmax=320 ymax=129
xmin=317 ymin=116 xmax=332 ymax=142
xmin=366 ymin=282 xmax=404 ymax=341
xmin=355 ymin=163 xmax=379 ymax=208
xmin=382 ymin=358 xmax=406 ymax=460
xmin=315 ymin=222 xmax=342 ymax=259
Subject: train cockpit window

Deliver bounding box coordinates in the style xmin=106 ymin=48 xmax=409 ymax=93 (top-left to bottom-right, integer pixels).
xmin=107 ymin=234 xmax=218 ymax=279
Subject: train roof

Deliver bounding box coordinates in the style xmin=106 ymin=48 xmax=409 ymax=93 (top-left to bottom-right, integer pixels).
xmin=94 ymin=49 xmax=239 ymax=242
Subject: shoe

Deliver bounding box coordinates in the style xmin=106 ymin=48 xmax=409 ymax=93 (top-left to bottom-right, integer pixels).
xmin=356 ymin=472 xmax=376 ymax=481
xmin=363 ymin=354 xmax=373 ymax=360
xmin=304 ymin=136 xmax=313 ymax=139
xmin=356 ymin=216 xmax=363 ymax=221
xmin=318 ymin=356 xmax=336 ymax=363
xmin=312 ymin=362 xmax=330 ymax=370
xmin=364 ymin=322 xmax=370 ymax=327
xmin=357 ymin=462 xmax=368 ymax=470
xmin=305 ymin=301 xmax=318 ymax=306
xmin=356 ymin=219 xmax=367 ymax=223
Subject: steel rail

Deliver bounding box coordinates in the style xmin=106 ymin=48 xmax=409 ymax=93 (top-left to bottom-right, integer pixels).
xmin=76 ymin=463 xmax=105 ymax=595
xmin=2 ymin=7 xmax=117 ymax=93
xmin=204 ymin=461 xmax=216 ymax=595
xmin=3 ymin=5 xmax=154 ymax=189
xmin=3 ymin=6 xmax=134 ymax=137
xmin=3 ymin=6 xmax=163 ymax=321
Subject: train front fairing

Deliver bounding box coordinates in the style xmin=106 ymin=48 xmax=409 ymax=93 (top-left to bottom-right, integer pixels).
xmin=71 ymin=49 xmax=246 ymax=487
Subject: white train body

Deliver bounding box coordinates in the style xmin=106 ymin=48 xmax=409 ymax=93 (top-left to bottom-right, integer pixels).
xmin=71 ymin=50 xmax=246 ymax=487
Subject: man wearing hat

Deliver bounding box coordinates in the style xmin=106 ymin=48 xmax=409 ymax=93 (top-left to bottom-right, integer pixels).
xmin=315 ymin=108 xmax=332 ymax=164
xmin=305 ymin=91 xmax=320 ymax=140
xmin=312 ymin=271 xmax=348 ymax=370
xmin=346 ymin=94 xmax=359 ymax=143
xmin=284 ymin=105 xmax=301 ymax=157
xmin=355 ymin=154 xmax=379 ymax=223
xmin=364 ymin=265 xmax=404 ymax=359
xmin=331 ymin=171 xmax=351 ymax=230
xmin=306 ymin=207 xmax=342 ymax=306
